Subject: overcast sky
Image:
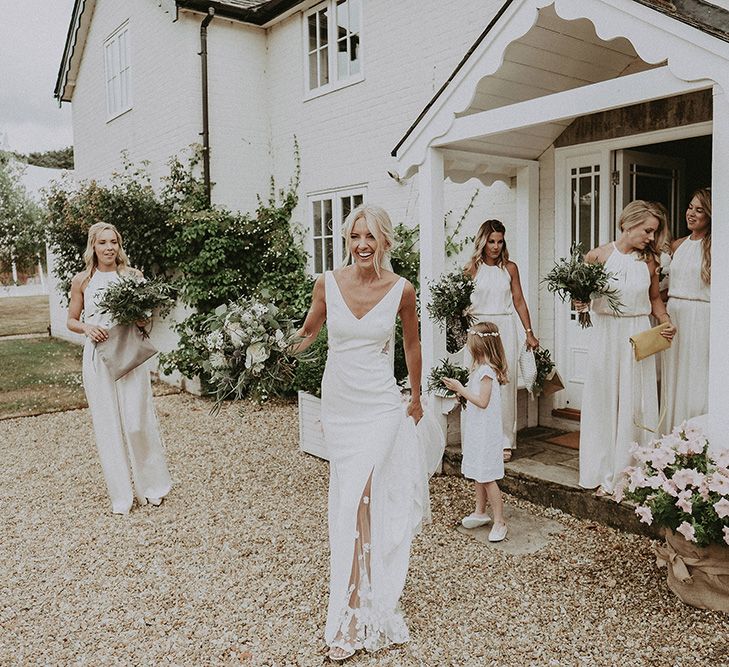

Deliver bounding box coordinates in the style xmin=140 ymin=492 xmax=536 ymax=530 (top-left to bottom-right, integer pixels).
xmin=0 ymin=0 xmax=76 ymax=154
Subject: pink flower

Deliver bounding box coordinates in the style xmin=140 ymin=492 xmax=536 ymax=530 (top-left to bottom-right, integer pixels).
xmin=682 ymin=422 xmax=704 ymax=442
xmin=723 ymin=527 xmax=729 ymax=547
xmin=672 ymin=468 xmax=705 ymax=490
xmin=661 ymin=477 xmax=679 ymax=497
xmin=676 ymin=521 xmax=696 ymax=543
xmin=707 ymin=471 xmax=729 ymax=495
xmin=713 ymin=498 xmax=729 ymax=519
xmin=712 ymin=448 xmax=729 ymax=468
xmin=676 ymin=490 xmax=693 ymax=514
xmin=645 ymin=474 xmax=663 ymax=490
xmin=613 ymin=479 xmax=626 ymax=504
xmin=635 ymin=506 xmax=653 ymax=525
xmin=649 ymin=446 xmax=676 ymax=470
xmin=627 ymin=467 xmax=646 ymax=492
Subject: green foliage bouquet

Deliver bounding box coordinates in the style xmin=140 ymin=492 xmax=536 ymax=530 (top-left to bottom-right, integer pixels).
xmin=199 ymin=297 xmax=302 ymax=411
xmin=427 ymin=271 xmax=475 ymax=353
xmin=427 ymin=358 xmax=470 ymax=407
xmin=543 ymin=244 xmax=623 ymax=328
xmin=616 ymin=424 xmax=729 ymax=548
xmin=532 ymin=347 xmax=556 ymax=396
xmin=96 ymin=275 xmax=176 ymax=329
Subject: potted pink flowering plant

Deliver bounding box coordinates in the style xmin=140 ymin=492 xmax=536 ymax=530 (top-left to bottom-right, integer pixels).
xmin=616 ymin=421 xmax=729 ymax=612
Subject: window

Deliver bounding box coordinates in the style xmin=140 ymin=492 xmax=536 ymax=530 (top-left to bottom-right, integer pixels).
xmin=309 ymin=188 xmax=365 ymax=273
xmin=305 ymin=0 xmax=362 ymax=95
xmin=104 ymin=23 xmax=132 ymax=119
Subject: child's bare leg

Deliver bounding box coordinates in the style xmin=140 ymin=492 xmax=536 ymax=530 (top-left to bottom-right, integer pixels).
xmin=475 ymin=481 xmax=489 ymax=515
xmin=484 ymin=481 xmax=504 ymax=525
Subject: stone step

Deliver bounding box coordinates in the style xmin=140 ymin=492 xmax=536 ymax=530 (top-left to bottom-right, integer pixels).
xmin=443 ymin=426 xmax=661 ymax=540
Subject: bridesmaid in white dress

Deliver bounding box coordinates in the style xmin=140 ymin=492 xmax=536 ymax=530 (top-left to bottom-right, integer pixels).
xmin=663 ymin=188 xmax=712 ymax=432
xmin=464 ymin=220 xmax=539 ymax=459
xmin=295 ymin=205 xmax=434 ymax=661
xmin=576 ymin=201 xmax=676 ymax=493
xmin=67 ymin=222 xmax=172 ymax=514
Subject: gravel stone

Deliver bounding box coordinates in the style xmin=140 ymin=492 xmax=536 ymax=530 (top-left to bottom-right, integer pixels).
xmin=1 ymin=394 xmax=727 ymax=666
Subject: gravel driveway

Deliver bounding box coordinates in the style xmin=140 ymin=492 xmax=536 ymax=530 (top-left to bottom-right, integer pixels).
xmin=1 ymin=394 xmax=727 ymax=666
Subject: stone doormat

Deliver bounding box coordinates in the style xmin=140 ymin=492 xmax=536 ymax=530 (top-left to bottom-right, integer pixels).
xmin=455 ymin=504 xmax=566 ymax=555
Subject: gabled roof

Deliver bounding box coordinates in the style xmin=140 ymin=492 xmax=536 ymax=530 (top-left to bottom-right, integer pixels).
xmin=54 ymin=0 xmax=306 ymax=103
xmin=391 ymin=0 xmax=729 ymax=157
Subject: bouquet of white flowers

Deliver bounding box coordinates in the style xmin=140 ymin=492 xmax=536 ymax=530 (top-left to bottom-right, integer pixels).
xmin=96 ymin=275 xmax=176 ymax=330
xmin=616 ymin=423 xmax=729 ymax=548
xmin=200 ymin=297 xmax=302 ymax=411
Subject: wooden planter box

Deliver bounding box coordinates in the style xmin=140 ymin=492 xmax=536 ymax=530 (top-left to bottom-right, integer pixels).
xmin=297 ymin=390 xmax=328 ymax=461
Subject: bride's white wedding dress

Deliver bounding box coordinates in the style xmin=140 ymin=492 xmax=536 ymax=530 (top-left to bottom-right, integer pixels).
xmin=321 ymin=271 xmax=443 ymax=654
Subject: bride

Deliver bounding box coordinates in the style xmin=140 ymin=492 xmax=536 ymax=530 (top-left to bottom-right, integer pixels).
xmin=296 ymin=204 xmax=436 ymax=661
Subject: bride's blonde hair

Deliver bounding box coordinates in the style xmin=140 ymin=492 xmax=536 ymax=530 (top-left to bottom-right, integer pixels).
xmin=342 ymin=204 xmax=393 ymax=276
xmin=82 ymin=222 xmax=131 ymax=284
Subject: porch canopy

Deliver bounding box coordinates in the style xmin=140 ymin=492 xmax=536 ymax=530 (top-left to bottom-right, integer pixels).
xmin=391 ymin=0 xmax=729 ymax=440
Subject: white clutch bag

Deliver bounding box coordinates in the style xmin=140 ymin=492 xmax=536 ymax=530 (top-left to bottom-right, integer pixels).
xmin=518 ymin=343 xmax=537 ymax=393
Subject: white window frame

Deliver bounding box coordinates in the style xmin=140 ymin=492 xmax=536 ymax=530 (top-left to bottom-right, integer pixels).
xmin=303 ymin=0 xmax=364 ymax=100
xmin=104 ymin=22 xmax=132 ymax=121
xmin=308 ymin=186 xmax=366 ymax=274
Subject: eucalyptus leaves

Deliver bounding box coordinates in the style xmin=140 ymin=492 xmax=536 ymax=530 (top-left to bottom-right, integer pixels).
xmin=96 ymin=275 xmax=176 ymax=328
xmin=426 ymin=271 xmax=475 ymax=353
xmin=543 ymin=244 xmax=623 ymax=328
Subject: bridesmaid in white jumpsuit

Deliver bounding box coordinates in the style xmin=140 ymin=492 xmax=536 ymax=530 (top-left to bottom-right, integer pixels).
xmin=67 ymin=222 xmax=171 ymax=514
xmin=663 ymin=188 xmax=712 ymax=432
xmin=576 ymin=201 xmax=676 ymax=494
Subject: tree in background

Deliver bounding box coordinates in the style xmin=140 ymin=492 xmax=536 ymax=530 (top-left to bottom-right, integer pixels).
xmin=0 ymin=153 xmax=45 ymax=284
xmin=13 ymin=146 xmax=74 ymax=170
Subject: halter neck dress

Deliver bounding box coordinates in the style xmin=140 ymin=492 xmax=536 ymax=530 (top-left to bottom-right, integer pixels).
xmin=466 ymin=263 xmax=519 ymax=449
xmin=663 ymin=237 xmax=710 ymax=432
xmin=321 ymin=270 xmax=443 ymax=654
xmin=579 ymin=244 xmax=659 ymax=493
xmin=82 ymin=269 xmax=171 ymax=513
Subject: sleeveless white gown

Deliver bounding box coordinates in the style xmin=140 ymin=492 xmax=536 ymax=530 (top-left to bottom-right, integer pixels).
xmin=663 ymin=238 xmax=710 ymax=432
xmin=82 ymin=270 xmax=172 ymax=514
xmin=465 ymin=263 xmax=519 ymax=449
xmin=321 ymin=271 xmax=443 ymax=654
xmin=579 ymin=245 xmax=659 ymax=492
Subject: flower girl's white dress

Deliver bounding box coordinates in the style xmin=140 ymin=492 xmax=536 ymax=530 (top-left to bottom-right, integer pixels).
xmin=82 ymin=269 xmax=172 ymax=513
xmin=579 ymin=244 xmax=658 ymax=492
xmin=320 ymin=271 xmax=443 ymax=654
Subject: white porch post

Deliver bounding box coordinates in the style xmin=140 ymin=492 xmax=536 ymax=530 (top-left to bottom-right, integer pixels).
xmin=709 ymin=85 xmax=729 ymax=442
xmin=516 ymin=163 xmax=540 ymax=427
xmin=418 ymin=148 xmax=445 ymax=424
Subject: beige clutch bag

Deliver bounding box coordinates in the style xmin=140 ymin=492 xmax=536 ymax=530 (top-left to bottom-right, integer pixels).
xmin=96 ymin=324 xmax=158 ymax=380
xmin=629 ymin=322 xmax=672 ymax=362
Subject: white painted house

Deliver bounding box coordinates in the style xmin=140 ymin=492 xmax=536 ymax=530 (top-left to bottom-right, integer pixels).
xmin=55 ymin=0 xmax=729 ymax=439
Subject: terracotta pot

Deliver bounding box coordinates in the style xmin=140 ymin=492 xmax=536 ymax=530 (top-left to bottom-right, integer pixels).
xmin=655 ymin=529 xmax=729 ymax=613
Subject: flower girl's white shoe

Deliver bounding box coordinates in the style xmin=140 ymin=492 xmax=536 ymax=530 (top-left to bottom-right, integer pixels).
xmin=488 ymin=523 xmax=508 ymax=542
xmin=461 ymin=513 xmax=492 ymax=529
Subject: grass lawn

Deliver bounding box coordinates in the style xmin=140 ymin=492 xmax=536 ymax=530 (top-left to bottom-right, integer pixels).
xmin=0 ymin=295 xmax=50 ymax=336
xmin=0 ymin=337 xmax=181 ymax=420
xmin=0 ymin=337 xmax=86 ymax=419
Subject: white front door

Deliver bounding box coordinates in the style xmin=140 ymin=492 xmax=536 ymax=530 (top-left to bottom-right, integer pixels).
xmin=557 ymin=153 xmax=612 ymax=411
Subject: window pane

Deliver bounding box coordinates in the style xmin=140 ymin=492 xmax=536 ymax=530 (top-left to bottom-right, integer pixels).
xmin=323 ymin=199 xmax=333 ymax=232
xmin=350 ymin=35 xmax=360 ymax=73
xmin=349 ymin=0 xmax=360 ymax=32
xmin=313 ymin=201 xmax=322 ymax=236
xmin=319 ymin=7 xmax=328 ymax=45
xmin=341 ymin=196 xmax=352 ymax=221
xmin=337 ymin=0 xmax=349 ymax=32
xmin=337 ymin=39 xmax=348 ymax=79
xmin=320 ymin=47 xmax=329 ymax=86
xmin=308 ymin=13 xmax=318 ymax=52
xmin=314 ymin=239 xmax=323 ymax=273
xmin=325 ymin=237 xmax=334 ymax=271
xmin=308 ymin=52 xmax=318 ymax=89
xmin=353 ymin=194 xmax=363 ymax=207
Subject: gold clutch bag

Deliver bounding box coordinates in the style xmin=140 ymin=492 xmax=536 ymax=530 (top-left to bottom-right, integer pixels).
xmin=629 ymin=322 xmax=672 ymax=362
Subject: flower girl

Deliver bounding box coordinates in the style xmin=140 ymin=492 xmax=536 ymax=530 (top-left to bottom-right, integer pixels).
xmin=442 ymin=322 xmax=509 ymax=542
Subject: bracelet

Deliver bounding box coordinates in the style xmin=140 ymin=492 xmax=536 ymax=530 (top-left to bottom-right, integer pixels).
xmin=525 ymin=328 xmax=533 ymax=333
